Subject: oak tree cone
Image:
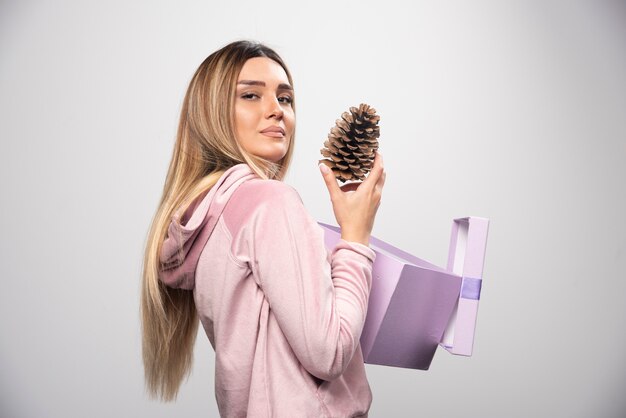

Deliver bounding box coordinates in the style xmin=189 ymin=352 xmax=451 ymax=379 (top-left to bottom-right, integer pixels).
xmin=319 ymin=103 xmax=380 ymax=183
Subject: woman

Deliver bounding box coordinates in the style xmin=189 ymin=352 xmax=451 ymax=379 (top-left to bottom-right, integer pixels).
xmin=141 ymin=40 xmax=386 ymax=417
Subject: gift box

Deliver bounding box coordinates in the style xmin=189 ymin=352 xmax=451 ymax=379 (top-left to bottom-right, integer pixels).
xmin=319 ymin=216 xmax=489 ymax=370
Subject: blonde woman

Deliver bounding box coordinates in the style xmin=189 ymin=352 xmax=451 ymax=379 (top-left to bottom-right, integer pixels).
xmin=141 ymin=40 xmax=386 ymax=417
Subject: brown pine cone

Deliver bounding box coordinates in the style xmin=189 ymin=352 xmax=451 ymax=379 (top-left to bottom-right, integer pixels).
xmin=319 ymin=103 xmax=380 ymax=183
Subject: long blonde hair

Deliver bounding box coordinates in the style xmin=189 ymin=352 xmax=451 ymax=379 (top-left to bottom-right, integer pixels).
xmin=141 ymin=40 xmax=296 ymax=401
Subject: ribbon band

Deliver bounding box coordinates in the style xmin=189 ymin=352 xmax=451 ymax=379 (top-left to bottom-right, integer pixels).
xmin=461 ymin=277 xmax=482 ymax=300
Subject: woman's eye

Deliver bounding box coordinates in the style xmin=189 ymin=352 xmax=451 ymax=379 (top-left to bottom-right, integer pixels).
xmin=241 ymin=93 xmax=259 ymax=100
xmin=278 ymin=96 xmax=293 ymax=104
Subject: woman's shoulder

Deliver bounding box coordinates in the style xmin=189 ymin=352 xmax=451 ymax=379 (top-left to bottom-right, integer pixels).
xmin=236 ymin=178 xmax=300 ymax=203
xmin=222 ymin=178 xmax=303 ymax=229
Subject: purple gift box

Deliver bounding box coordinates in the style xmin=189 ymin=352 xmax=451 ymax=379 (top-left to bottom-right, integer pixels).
xmin=319 ymin=217 xmax=489 ymax=370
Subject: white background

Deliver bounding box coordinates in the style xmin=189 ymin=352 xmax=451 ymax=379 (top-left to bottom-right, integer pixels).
xmin=1 ymin=0 xmax=625 ymax=417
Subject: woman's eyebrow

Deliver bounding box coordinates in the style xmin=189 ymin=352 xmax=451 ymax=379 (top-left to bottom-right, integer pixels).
xmin=238 ymin=80 xmax=264 ymax=87
xmin=237 ymin=80 xmax=293 ymax=91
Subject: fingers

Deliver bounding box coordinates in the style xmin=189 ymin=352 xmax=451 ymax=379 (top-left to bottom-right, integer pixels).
xmin=319 ymin=161 xmax=341 ymax=199
xmin=320 ymin=151 xmax=385 ymax=199
xmin=361 ymin=152 xmax=384 ymax=192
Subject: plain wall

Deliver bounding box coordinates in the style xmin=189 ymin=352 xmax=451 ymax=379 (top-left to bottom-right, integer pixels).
xmin=1 ymin=0 xmax=625 ymax=417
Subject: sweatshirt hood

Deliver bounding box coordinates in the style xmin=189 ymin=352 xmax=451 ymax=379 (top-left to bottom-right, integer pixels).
xmin=159 ymin=164 xmax=258 ymax=290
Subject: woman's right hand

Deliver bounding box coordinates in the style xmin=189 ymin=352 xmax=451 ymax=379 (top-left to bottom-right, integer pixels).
xmin=319 ymin=152 xmax=386 ymax=246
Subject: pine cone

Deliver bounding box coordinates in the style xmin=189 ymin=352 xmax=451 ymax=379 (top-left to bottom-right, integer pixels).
xmin=319 ymin=103 xmax=380 ymax=183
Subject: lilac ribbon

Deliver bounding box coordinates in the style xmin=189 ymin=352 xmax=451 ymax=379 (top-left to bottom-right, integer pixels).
xmin=460 ymin=277 xmax=482 ymax=300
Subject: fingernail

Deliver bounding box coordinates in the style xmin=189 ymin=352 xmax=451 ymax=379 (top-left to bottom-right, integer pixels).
xmin=319 ymin=163 xmax=330 ymax=174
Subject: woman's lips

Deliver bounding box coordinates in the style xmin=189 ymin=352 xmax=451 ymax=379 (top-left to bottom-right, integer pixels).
xmin=261 ymin=131 xmax=285 ymax=138
xmin=260 ymin=126 xmax=286 ymax=138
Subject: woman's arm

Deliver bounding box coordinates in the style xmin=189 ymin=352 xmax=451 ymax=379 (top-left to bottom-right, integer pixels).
xmin=241 ymin=181 xmax=375 ymax=381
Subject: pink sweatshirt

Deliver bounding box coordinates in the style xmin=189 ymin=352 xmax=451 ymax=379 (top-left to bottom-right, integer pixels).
xmin=160 ymin=163 xmax=375 ymax=417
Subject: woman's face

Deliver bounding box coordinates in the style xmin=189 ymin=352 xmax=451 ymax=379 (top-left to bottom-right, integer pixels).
xmin=234 ymin=57 xmax=295 ymax=163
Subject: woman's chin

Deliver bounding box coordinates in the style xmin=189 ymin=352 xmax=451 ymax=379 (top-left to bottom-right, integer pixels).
xmin=260 ymin=147 xmax=288 ymax=163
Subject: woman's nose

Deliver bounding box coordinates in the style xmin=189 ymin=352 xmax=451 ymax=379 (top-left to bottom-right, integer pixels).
xmin=265 ymin=97 xmax=284 ymax=120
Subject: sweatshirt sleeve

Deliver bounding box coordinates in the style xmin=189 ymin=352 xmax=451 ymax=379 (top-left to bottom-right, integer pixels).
xmin=236 ymin=181 xmax=375 ymax=381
